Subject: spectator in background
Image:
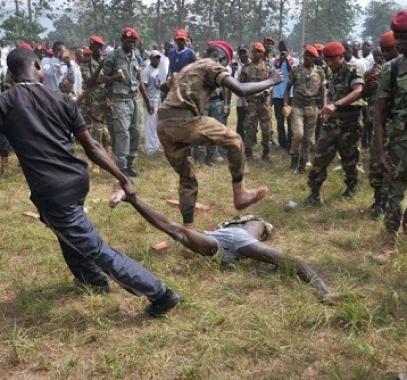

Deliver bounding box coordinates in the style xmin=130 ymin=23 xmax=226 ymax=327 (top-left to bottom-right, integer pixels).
xmin=362 ymin=40 xmax=374 ymax=71
xmin=142 ymin=50 xmax=162 ymax=155
xmin=41 ymin=41 xmax=75 ymax=92
xmin=168 ymin=29 xmax=196 ymax=75
xmin=72 ymin=48 xmax=84 ymax=98
xmin=272 ymin=40 xmax=298 ymax=151
xmin=235 ymin=46 xmax=250 ymax=142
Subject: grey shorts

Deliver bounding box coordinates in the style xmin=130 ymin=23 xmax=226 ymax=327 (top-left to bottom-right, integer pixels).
xmin=204 ymin=227 xmax=258 ymax=263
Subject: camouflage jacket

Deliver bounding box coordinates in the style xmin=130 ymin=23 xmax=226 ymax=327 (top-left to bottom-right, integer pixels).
xmin=326 ymin=62 xmax=365 ymax=113
xmin=80 ymin=58 xmax=109 ymax=123
xmin=377 ymin=55 xmax=407 ymax=143
xmin=240 ymin=60 xmax=272 ymax=102
xmin=290 ymin=64 xmax=324 ymax=106
xmin=103 ymin=47 xmax=141 ymax=96
xmin=363 ymin=63 xmax=382 ymax=102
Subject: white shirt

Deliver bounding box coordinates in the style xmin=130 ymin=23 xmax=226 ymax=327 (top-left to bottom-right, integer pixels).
xmin=349 ymin=56 xmax=366 ymax=75
xmin=41 ymin=57 xmax=75 ymax=92
xmin=362 ymin=54 xmax=374 ymax=71
xmin=72 ymin=61 xmax=83 ymax=97
xmin=141 ymin=64 xmax=162 ymax=101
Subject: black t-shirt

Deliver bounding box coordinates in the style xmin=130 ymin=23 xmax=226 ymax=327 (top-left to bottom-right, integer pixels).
xmin=0 ymin=82 xmax=89 ymax=208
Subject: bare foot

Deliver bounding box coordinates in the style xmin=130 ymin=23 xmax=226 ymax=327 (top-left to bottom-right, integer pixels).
xmin=109 ymin=182 xmax=126 ymax=208
xmin=372 ymin=233 xmax=397 ymax=264
xmin=234 ymin=186 xmax=269 ymax=210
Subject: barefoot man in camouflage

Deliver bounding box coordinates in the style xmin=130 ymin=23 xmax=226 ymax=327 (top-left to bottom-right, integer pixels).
xmin=158 ymin=40 xmax=282 ymax=227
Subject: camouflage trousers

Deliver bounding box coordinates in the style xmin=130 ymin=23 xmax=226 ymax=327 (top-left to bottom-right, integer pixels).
xmin=158 ymin=114 xmax=244 ymax=224
xmin=384 ymin=140 xmax=407 ymax=233
xmin=308 ymin=112 xmax=362 ymax=192
xmin=368 ymin=132 xmax=388 ymax=199
xmin=290 ymin=105 xmax=318 ymax=162
xmin=90 ymin=122 xmax=111 ymax=151
xmin=193 ymin=99 xmax=224 ymax=163
xmin=111 ymin=98 xmax=139 ymax=171
xmin=244 ymin=101 xmax=271 ymax=157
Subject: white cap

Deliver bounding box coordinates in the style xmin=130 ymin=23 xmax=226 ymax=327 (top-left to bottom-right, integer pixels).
xmin=149 ymin=50 xmax=161 ymax=58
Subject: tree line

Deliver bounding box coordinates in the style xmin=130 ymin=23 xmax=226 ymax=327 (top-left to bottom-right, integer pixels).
xmin=0 ymin=0 xmax=402 ymax=52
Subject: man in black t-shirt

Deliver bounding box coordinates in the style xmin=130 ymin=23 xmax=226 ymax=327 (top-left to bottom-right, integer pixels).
xmin=0 ymin=48 xmax=180 ymax=317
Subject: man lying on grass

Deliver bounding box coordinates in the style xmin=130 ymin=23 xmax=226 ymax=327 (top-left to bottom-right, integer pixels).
xmin=110 ymin=185 xmax=336 ymax=304
xmin=0 ymin=48 xmax=180 ymax=317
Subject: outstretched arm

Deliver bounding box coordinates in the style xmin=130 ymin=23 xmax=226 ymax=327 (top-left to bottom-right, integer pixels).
xmin=222 ymin=70 xmax=282 ymax=98
xmin=125 ymin=195 xmax=218 ymax=256
xmin=238 ymin=242 xmax=332 ymax=300
xmin=75 ymin=130 xmax=134 ymax=196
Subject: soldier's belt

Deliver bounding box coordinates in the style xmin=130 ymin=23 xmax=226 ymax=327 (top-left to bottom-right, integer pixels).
xmin=158 ymin=108 xmax=195 ymax=119
xmin=112 ymin=92 xmax=137 ymax=100
xmin=292 ymin=98 xmax=318 ymax=107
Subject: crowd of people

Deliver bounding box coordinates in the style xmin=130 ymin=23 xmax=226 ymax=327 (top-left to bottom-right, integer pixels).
xmin=1 ymin=9 xmax=407 ymax=316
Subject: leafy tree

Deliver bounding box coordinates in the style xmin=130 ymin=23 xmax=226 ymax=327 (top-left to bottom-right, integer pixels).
xmin=288 ymin=0 xmax=361 ymax=53
xmin=362 ymin=0 xmax=399 ymax=42
xmin=1 ymin=15 xmax=45 ymax=43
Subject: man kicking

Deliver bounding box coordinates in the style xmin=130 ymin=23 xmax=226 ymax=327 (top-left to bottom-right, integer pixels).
xmin=0 ymin=48 xmax=180 ymax=317
xmin=158 ymin=40 xmax=282 ymax=227
xmin=110 ymin=186 xmax=335 ymax=303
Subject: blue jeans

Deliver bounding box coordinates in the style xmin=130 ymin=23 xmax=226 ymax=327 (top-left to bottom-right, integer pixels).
xmin=38 ymin=201 xmax=166 ymax=301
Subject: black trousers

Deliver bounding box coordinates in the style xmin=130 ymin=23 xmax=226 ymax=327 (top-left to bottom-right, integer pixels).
xmin=273 ymin=98 xmax=292 ymax=150
xmin=236 ymin=106 xmax=247 ymax=142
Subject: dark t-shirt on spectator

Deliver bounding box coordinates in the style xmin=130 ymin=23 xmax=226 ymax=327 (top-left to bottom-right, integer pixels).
xmin=0 ymin=82 xmax=89 ymax=208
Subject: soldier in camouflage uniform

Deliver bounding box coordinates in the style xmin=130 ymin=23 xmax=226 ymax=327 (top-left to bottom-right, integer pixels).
xmin=284 ymin=45 xmax=325 ymax=173
xmin=366 ymin=32 xmax=399 ymax=219
xmin=374 ymin=10 xmax=407 ymax=259
xmin=102 ymin=27 xmax=153 ymax=177
xmin=80 ymin=35 xmax=111 ymax=165
xmin=193 ymin=87 xmax=226 ymax=166
xmin=305 ymin=41 xmax=365 ymax=204
xmin=240 ymin=42 xmax=273 ymax=161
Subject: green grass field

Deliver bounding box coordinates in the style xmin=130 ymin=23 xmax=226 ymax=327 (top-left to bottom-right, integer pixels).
xmin=0 ymin=114 xmax=406 ymax=379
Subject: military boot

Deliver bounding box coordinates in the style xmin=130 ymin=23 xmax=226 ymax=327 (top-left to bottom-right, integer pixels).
xmin=0 ymin=156 xmax=10 ymax=177
xmin=342 ymin=185 xmax=358 ymax=199
xmin=126 ymin=157 xmax=139 ymax=177
xmin=262 ymin=148 xmax=271 ymax=162
xmin=297 ymin=158 xmax=306 ymax=174
xmin=368 ymin=191 xmax=385 ymax=219
xmin=304 ymin=188 xmax=321 ymax=205
xmin=290 ymin=154 xmax=299 ymax=170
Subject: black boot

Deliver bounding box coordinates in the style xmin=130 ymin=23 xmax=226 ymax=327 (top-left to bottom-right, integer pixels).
xmin=297 ymin=158 xmax=306 ymax=174
xmin=262 ymin=149 xmax=271 ymax=162
xmin=126 ymin=157 xmax=139 ymax=177
xmin=145 ymin=288 xmax=181 ymax=317
xmin=368 ymin=191 xmax=385 ymax=219
xmin=342 ymin=185 xmax=358 ymax=199
xmin=304 ymin=189 xmax=321 ymax=205
xmin=290 ymin=154 xmax=299 ymax=170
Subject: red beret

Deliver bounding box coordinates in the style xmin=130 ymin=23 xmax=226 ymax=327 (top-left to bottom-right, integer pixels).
xmin=323 ymin=41 xmax=345 ymax=57
xmin=208 ymin=40 xmax=233 ymax=63
xmin=174 ymin=29 xmax=188 ymax=41
xmin=379 ymin=31 xmax=396 ymax=48
xmin=90 ymin=35 xmax=105 ymax=46
xmin=17 ymin=42 xmax=33 ymax=51
xmin=253 ymin=42 xmax=266 ymax=53
xmin=313 ymin=43 xmax=325 ymax=53
xmin=304 ymin=44 xmax=319 ymax=58
xmin=122 ymin=27 xmax=139 ymax=40
xmin=83 ymin=47 xmax=92 ymax=57
xmin=391 ymin=9 xmax=407 ymax=33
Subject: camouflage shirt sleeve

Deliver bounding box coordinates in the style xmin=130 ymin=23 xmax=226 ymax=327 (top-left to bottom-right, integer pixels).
xmin=204 ymin=61 xmax=231 ymax=89
xmin=102 ymin=52 xmax=115 ymax=77
xmin=376 ymin=61 xmax=391 ymax=100
xmin=239 ymin=66 xmax=249 ymax=83
xmin=349 ymin=66 xmax=365 ymax=87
